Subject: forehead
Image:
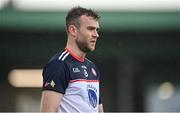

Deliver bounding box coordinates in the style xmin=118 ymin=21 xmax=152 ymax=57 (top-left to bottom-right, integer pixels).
xmin=79 ymin=15 xmax=99 ymax=27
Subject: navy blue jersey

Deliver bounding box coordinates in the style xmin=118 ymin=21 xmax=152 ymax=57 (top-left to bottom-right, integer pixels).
xmin=42 ymin=48 xmax=101 ymax=112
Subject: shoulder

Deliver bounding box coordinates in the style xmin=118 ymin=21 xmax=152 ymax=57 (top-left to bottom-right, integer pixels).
xmin=42 ymin=50 xmax=71 ymax=93
xmin=85 ymin=58 xmax=95 ymax=65
xmin=85 ymin=58 xmax=97 ymax=68
xmin=43 ymin=50 xmax=71 ymax=73
xmin=48 ymin=49 xmax=70 ymax=64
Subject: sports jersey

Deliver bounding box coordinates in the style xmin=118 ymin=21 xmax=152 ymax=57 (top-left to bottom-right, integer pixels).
xmin=42 ymin=48 xmax=101 ymax=112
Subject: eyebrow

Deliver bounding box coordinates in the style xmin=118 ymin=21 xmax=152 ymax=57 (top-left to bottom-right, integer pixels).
xmin=87 ymin=26 xmax=100 ymax=30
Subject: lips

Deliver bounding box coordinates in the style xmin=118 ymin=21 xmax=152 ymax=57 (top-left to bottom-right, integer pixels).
xmin=89 ymin=40 xmax=96 ymax=50
xmin=90 ymin=40 xmax=96 ymax=43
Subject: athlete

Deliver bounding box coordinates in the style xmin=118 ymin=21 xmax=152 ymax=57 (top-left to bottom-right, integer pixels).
xmin=40 ymin=6 xmax=104 ymax=113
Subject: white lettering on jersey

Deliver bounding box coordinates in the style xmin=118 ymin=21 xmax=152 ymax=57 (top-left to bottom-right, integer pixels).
xmin=72 ymin=68 xmax=80 ymax=73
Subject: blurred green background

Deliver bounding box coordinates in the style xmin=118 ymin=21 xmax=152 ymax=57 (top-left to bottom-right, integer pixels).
xmin=0 ymin=0 xmax=180 ymax=112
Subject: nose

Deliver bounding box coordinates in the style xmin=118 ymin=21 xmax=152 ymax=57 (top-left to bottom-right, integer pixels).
xmin=93 ymin=30 xmax=99 ymax=38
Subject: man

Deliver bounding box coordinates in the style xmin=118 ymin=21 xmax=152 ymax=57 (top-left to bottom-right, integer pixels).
xmin=40 ymin=6 xmax=104 ymax=113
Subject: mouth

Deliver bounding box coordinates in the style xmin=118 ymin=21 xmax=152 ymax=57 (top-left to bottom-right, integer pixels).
xmin=88 ymin=40 xmax=97 ymax=50
xmin=90 ymin=40 xmax=96 ymax=44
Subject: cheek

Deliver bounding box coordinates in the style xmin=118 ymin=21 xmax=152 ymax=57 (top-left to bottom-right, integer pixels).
xmin=78 ymin=32 xmax=89 ymax=41
xmin=77 ymin=35 xmax=86 ymax=44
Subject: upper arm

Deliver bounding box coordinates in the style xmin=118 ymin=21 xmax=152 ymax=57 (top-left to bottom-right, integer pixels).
xmin=40 ymin=90 xmax=63 ymax=112
xmin=41 ymin=60 xmax=69 ymax=112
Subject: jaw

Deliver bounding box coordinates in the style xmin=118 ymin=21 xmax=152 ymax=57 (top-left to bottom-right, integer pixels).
xmin=76 ymin=37 xmax=97 ymax=52
xmin=88 ymin=43 xmax=96 ymax=51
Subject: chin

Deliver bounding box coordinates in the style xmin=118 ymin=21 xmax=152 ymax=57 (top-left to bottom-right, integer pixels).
xmin=82 ymin=46 xmax=96 ymax=53
xmin=90 ymin=47 xmax=95 ymax=51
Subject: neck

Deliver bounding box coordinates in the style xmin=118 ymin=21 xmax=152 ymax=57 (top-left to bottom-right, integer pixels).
xmin=66 ymin=37 xmax=86 ymax=60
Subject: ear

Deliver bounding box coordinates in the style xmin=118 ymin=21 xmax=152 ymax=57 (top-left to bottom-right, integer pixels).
xmin=68 ymin=25 xmax=77 ymax=37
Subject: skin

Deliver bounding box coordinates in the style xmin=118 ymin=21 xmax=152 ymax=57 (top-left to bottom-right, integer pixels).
xmin=40 ymin=90 xmax=63 ymax=112
xmin=40 ymin=15 xmax=103 ymax=113
xmin=66 ymin=15 xmax=100 ymax=60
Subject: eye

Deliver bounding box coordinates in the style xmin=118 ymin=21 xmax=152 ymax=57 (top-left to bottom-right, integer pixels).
xmin=87 ymin=26 xmax=95 ymax=31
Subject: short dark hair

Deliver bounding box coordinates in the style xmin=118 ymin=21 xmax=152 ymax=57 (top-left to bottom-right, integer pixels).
xmin=66 ymin=6 xmax=100 ymax=30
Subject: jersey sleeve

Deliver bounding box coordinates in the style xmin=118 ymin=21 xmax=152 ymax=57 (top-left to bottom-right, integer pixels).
xmin=42 ymin=60 xmax=69 ymax=94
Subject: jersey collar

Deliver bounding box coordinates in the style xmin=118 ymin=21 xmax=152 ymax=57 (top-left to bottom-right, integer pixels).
xmin=65 ymin=48 xmax=85 ymax=62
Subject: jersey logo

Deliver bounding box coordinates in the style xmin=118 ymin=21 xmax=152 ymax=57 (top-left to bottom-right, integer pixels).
xmin=72 ymin=67 xmax=80 ymax=73
xmin=81 ymin=65 xmax=87 ymax=69
xmin=50 ymin=80 xmax=56 ymax=87
xmin=82 ymin=65 xmax=88 ymax=78
xmin=44 ymin=82 xmax=50 ymax=87
xmin=91 ymin=68 xmax=97 ymax=76
xmin=44 ymin=80 xmax=56 ymax=88
xmin=83 ymin=69 xmax=88 ymax=78
xmin=87 ymin=85 xmax=98 ymax=108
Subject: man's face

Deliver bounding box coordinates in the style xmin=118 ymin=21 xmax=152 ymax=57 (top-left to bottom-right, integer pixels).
xmin=75 ymin=15 xmax=100 ymax=53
